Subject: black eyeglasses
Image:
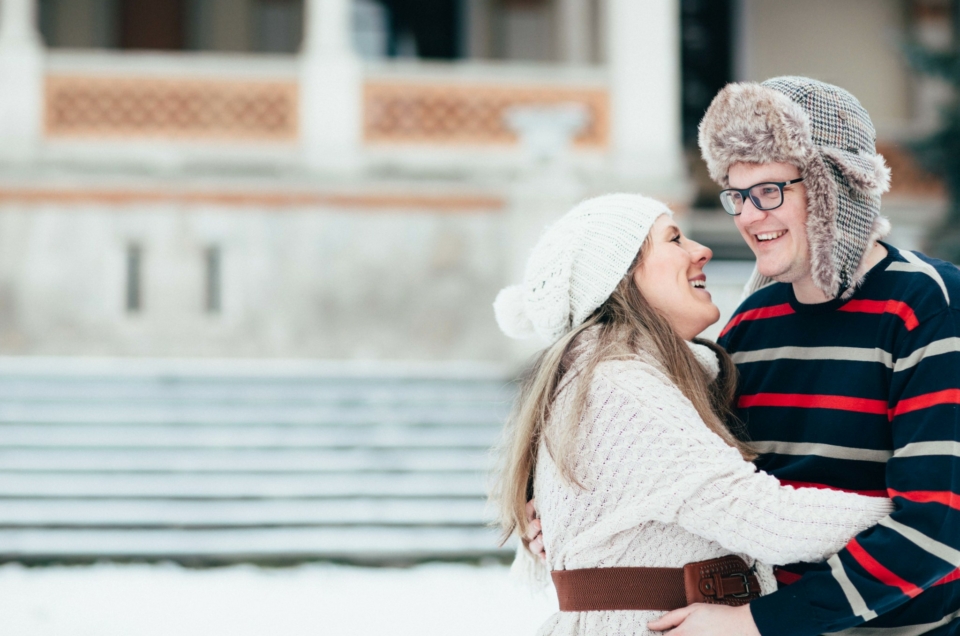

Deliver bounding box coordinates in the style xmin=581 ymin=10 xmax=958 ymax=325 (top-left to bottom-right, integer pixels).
xmin=718 ymin=178 xmax=805 ymax=216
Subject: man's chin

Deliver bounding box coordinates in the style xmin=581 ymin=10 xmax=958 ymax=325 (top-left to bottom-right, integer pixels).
xmin=755 ymin=261 xmax=793 ymax=283
xmin=759 ymin=269 xmax=801 ymax=285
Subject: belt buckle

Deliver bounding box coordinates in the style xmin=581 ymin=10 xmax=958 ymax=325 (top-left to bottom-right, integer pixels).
xmin=730 ymin=572 xmax=751 ymax=598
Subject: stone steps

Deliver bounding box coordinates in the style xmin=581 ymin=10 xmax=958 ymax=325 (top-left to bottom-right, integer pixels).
xmin=0 ymin=361 xmax=515 ymax=564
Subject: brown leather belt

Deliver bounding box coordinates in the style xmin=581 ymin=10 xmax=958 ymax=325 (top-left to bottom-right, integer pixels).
xmin=551 ymin=555 xmax=761 ymax=612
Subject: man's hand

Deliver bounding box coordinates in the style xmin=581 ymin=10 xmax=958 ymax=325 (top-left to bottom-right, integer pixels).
xmin=524 ymin=499 xmax=546 ymax=562
xmin=647 ymin=603 xmax=760 ymax=636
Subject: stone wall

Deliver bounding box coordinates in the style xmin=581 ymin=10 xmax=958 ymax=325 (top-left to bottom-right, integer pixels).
xmin=0 ymin=199 xmax=510 ymax=360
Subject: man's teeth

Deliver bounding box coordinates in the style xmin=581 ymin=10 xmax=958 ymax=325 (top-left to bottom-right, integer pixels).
xmin=756 ymin=231 xmax=786 ymax=242
xmin=690 ymin=280 xmax=706 ymax=289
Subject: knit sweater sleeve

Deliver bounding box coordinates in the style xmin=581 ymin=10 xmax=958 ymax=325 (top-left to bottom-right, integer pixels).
xmin=584 ymin=362 xmax=892 ymax=566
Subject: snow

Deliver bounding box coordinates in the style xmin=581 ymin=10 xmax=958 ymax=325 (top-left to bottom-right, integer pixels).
xmin=0 ymin=561 xmax=558 ymax=636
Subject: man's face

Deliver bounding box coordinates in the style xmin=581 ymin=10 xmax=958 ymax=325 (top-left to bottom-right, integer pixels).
xmin=729 ymin=162 xmax=811 ymax=285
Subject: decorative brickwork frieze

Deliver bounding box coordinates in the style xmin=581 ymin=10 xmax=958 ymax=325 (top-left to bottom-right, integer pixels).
xmin=45 ymin=75 xmax=299 ymax=141
xmin=363 ymin=80 xmax=609 ymax=148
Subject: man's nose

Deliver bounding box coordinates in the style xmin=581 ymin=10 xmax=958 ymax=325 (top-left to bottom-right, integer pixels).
xmin=737 ymin=196 xmax=767 ymax=224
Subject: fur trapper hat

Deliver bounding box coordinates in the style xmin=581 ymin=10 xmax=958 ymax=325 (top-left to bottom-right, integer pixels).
xmin=698 ymin=76 xmax=891 ymax=298
xmin=494 ymin=193 xmax=670 ymax=343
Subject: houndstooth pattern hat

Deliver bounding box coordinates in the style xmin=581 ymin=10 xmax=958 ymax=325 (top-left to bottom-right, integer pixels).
xmin=698 ymin=76 xmax=892 ymax=298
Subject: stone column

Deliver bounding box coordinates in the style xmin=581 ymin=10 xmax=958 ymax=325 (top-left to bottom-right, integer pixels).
xmin=606 ymin=0 xmax=684 ymax=188
xmin=0 ymin=0 xmax=43 ymax=162
xmin=300 ymin=0 xmax=362 ymax=172
xmin=557 ymin=0 xmax=591 ymax=64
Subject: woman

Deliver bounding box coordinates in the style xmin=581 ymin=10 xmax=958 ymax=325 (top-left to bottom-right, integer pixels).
xmin=491 ymin=194 xmax=891 ymax=635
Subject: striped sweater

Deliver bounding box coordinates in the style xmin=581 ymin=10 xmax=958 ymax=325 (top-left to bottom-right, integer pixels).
xmin=717 ymin=243 xmax=960 ymax=636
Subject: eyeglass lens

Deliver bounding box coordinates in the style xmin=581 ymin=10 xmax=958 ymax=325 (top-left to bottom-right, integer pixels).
xmin=720 ymin=184 xmax=783 ymax=215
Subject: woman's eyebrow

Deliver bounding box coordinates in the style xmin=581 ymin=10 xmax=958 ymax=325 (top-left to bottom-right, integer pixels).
xmin=663 ymin=223 xmax=681 ymax=236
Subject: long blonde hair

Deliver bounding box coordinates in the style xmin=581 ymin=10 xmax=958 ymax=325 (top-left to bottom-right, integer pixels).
xmin=492 ymin=239 xmax=754 ymax=545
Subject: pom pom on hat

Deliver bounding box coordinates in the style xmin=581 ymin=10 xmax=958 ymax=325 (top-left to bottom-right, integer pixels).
xmin=494 ymin=193 xmax=671 ymax=343
xmin=494 ymin=284 xmax=536 ymax=339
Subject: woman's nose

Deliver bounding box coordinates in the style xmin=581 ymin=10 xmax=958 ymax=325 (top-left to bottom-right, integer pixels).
xmin=690 ymin=240 xmax=712 ymax=265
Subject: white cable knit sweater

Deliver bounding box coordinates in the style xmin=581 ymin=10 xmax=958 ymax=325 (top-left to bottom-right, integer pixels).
xmin=520 ymin=338 xmax=892 ymax=636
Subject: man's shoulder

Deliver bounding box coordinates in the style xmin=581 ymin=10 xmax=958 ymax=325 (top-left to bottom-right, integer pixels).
xmin=868 ymin=244 xmax=960 ymax=314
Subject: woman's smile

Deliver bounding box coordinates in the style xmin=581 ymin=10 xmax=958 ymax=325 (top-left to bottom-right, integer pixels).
xmin=633 ymin=215 xmax=720 ymax=340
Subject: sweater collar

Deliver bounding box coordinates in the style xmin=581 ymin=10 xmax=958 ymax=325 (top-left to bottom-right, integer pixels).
xmin=559 ymin=326 xmax=720 ymax=388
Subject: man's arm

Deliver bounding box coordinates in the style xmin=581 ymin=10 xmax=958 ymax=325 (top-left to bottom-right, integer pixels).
xmin=652 ymin=308 xmax=960 ymax=636
xmin=647 ymin=602 xmax=758 ymax=636
xmin=678 ymin=308 xmax=960 ymax=636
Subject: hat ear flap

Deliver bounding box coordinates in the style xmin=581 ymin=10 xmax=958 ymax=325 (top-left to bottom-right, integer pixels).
xmin=839 ymin=215 xmax=892 ymax=300
xmin=802 ymin=152 xmax=843 ymax=297
xmin=820 ymin=147 xmax=891 ymax=195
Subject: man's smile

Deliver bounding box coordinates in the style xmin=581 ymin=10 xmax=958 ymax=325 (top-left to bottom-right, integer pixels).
xmin=755 ymin=230 xmax=787 ymax=242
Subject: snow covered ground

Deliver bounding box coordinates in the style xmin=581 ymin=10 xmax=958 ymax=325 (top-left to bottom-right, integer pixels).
xmin=1 ymin=561 xmax=558 ymax=636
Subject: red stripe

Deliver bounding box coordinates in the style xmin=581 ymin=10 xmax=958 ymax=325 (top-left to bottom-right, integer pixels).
xmin=889 ymin=389 xmax=960 ymax=420
xmin=774 ymin=568 xmax=802 ymax=585
xmin=889 ymin=489 xmax=960 ymax=511
xmin=846 ymin=539 xmax=924 ymax=598
xmin=934 ymin=568 xmax=960 ymax=586
xmin=780 ymin=480 xmax=888 ymax=498
xmin=839 ymin=300 xmax=919 ymax=331
xmin=720 ymin=303 xmax=795 ymax=337
xmin=738 ymin=393 xmax=888 ymax=414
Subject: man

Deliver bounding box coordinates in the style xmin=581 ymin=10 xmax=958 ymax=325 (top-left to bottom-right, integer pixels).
xmin=532 ymin=77 xmax=960 ymax=636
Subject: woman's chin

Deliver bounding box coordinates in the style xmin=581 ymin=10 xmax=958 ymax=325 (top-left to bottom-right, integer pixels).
xmin=703 ymin=304 xmax=721 ymax=328
xmin=692 ymin=306 xmax=722 ymax=338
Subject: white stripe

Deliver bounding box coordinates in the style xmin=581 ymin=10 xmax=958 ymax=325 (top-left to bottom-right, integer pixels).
xmin=895 ymin=441 xmax=960 ymax=459
xmin=887 ymin=252 xmax=950 ymax=304
xmin=731 ymin=346 xmax=893 ymax=368
xmin=751 ymin=440 xmax=892 ymax=462
xmin=879 ymin=517 xmax=960 ymax=566
xmin=729 ymin=339 xmax=960 ymax=374
xmin=894 ymin=337 xmax=960 ymax=372
xmin=830 ymin=553 xmax=878 ymax=621
xmin=833 ymin=605 xmax=960 ymax=635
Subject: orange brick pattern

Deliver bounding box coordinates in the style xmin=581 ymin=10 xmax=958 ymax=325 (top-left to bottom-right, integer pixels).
xmin=44 ymin=75 xmax=299 ymax=141
xmin=363 ymin=80 xmax=609 ymax=148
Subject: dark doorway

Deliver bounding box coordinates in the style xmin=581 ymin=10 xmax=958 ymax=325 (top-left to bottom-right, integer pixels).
xmin=120 ymin=0 xmax=186 ymax=50
xmin=681 ymin=0 xmax=732 ymax=146
xmin=381 ymin=0 xmax=462 ymax=59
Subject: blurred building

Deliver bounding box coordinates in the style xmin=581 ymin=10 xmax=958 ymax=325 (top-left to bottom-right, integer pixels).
xmin=0 ymin=0 xmax=947 ymax=360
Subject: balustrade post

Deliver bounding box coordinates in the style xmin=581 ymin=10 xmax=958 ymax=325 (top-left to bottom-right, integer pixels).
xmin=300 ymin=0 xmax=362 ymax=173
xmin=0 ymin=0 xmax=43 ymax=162
xmin=606 ymin=0 xmax=685 ymax=188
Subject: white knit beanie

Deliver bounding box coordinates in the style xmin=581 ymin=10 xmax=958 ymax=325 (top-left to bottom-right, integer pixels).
xmin=494 ymin=193 xmax=672 ymax=343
